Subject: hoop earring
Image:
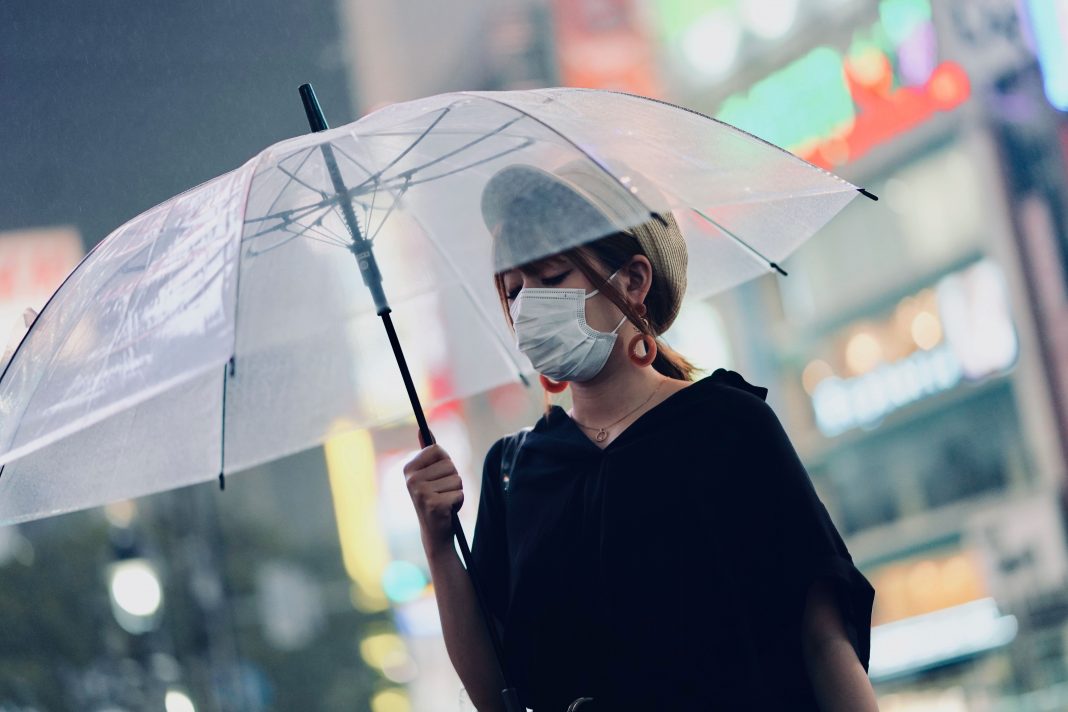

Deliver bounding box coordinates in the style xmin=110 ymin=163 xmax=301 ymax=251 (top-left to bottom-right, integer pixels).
xmin=628 ymin=333 xmax=657 ymax=367
xmin=539 ymin=374 xmax=570 ymax=393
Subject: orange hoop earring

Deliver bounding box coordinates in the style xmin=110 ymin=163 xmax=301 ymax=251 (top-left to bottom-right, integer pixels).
xmin=539 ymin=374 xmax=570 ymax=393
xmin=628 ymin=333 xmax=657 ymax=367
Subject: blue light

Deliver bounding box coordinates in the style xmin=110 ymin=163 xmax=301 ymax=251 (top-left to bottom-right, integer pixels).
xmin=1025 ymin=0 xmax=1068 ymax=111
xmin=382 ymin=560 xmax=427 ymax=603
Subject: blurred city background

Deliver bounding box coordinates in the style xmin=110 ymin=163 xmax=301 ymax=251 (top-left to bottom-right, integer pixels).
xmin=2 ymin=0 xmax=1068 ymax=710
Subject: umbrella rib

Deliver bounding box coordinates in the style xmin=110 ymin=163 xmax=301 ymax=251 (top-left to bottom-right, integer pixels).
xmin=367 ymin=179 xmax=409 ymax=242
xmin=327 ymin=143 xmax=408 ymax=245
xmin=276 ymin=163 xmax=329 ymax=200
xmin=242 ymin=197 xmax=341 ymax=237
xmin=691 ymin=208 xmax=788 ymax=276
xmin=384 ymin=138 xmax=533 ymax=192
xmin=333 ymin=135 xmax=534 ymax=247
xmin=403 ymin=220 xmax=532 ymax=388
xmin=326 ymin=135 xmax=535 ymax=383
xmin=249 ymin=114 xmax=528 ymax=237
xmin=287 ymin=204 xmax=353 ymax=246
xmin=458 ymin=92 xmax=665 ymax=226
xmin=301 ymin=213 xmax=353 ymax=247
xmin=358 ymin=136 xmax=533 ymax=242
xmin=219 ymin=359 xmax=230 ymax=488
xmin=263 ymin=147 xmax=320 ymax=217
xmin=243 ymin=197 xmax=331 ymax=227
xmin=241 ymin=205 xmax=325 ymax=243
xmin=382 ymin=115 xmax=526 ymax=182
xmin=345 ymin=106 xmax=453 ymax=196
xmin=221 ymin=158 xmax=263 ymax=479
xmin=329 ymin=143 xmax=414 ymax=244
xmin=245 ymin=219 xmax=350 ymax=257
xmin=329 ymin=143 xmax=382 ymax=242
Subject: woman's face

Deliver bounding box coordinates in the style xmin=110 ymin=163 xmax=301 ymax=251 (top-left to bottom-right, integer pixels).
xmin=500 ymin=255 xmax=629 ymax=334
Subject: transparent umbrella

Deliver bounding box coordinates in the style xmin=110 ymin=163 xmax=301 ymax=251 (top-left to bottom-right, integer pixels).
xmin=0 ymin=85 xmax=873 ymax=522
xmin=0 ymin=84 xmax=874 ymax=712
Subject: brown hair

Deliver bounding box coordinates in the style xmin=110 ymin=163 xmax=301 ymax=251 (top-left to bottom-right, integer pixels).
xmin=494 ymin=220 xmax=697 ymax=412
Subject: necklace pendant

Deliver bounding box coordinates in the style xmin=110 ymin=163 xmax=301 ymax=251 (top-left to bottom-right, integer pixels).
xmin=595 ymin=429 xmax=608 ymax=442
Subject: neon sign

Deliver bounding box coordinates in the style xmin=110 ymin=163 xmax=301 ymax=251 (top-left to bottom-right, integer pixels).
xmin=810 ymin=259 xmax=1018 ymax=437
xmin=716 ymin=0 xmax=971 ymax=168
xmin=1023 ymin=0 xmax=1068 ymax=111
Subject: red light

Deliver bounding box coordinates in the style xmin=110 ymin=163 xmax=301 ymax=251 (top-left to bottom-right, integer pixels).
xmin=928 ymin=62 xmax=971 ymax=109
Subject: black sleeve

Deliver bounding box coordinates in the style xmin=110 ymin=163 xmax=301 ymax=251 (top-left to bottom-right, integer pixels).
xmin=734 ymin=394 xmax=875 ymax=671
xmin=469 ymin=437 xmax=510 ymax=629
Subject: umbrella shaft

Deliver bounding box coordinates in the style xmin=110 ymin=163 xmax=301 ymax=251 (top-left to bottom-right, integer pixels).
xmin=380 ymin=311 xmax=522 ymax=707
xmin=379 ymin=311 xmax=432 ymax=446
xmin=299 ymin=84 xmax=520 ymax=705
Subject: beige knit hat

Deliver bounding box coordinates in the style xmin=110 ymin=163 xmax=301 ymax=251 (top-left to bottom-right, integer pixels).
xmin=481 ymin=160 xmax=688 ymax=333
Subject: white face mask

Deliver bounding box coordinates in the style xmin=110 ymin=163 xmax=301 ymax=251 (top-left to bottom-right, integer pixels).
xmin=509 ymin=270 xmax=627 ymax=382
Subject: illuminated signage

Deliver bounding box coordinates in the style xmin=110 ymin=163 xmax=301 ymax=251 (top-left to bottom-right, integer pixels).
xmin=0 ymin=226 xmax=83 ymax=367
xmin=808 ymin=259 xmax=1017 ymax=437
xmin=813 ymin=344 xmax=962 ymax=436
xmin=863 ymin=546 xmax=1016 ymax=680
xmin=324 ymin=427 xmax=391 ymax=612
xmin=715 ymin=0 xmax=971 ymax=168
xmin=1023 ymin=0 xmax=1068 ymax=111
xmin=553 ymin=0 xmax=661 ymax=95
xmin=869 ymin=597 xmax=1017 ymax=681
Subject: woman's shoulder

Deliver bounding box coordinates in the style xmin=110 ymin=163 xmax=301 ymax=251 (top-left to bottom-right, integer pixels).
xmin=677 ymin=367 xmax=773 ymax=419
xmin=702 ymin=367 xmax=769 ymax=403
xmin=662 ymin=368 xmax=794 ymax=451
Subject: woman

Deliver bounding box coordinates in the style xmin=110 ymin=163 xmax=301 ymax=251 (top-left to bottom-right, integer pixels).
xmin=403 ymin=162 xmax=878 ymax=711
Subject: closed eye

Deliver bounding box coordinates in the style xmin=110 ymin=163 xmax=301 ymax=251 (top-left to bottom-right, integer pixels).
xmin=505 ymin=270 xmax=570 ymax=301
xmin=541 ymin=270 xmax=570 ymax=286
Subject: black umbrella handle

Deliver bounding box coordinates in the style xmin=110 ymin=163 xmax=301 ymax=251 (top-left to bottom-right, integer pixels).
xmin=300 ymin=83 xmax=524 ymax=712
xmin=385 ymin=311 xmax=522 ymax=712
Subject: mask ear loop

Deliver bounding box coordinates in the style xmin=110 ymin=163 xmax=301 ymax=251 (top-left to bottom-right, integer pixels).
xmin=627 ymin=303 xmax=658 ymax=367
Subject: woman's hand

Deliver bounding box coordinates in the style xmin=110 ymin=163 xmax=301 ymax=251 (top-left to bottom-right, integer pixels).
xmin=403 ymin=434 xmax=464 ymax=556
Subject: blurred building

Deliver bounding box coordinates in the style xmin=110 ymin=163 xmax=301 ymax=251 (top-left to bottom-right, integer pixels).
xmin=641 ymin=0 xmax=1068 ymax=708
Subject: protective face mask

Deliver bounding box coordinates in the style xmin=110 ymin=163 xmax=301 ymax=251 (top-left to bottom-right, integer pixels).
xmin=509 ymin=270 xmax=627 ymax=382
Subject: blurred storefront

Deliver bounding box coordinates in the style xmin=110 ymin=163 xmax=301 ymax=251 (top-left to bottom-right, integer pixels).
xmin=624 ymin=0 xmax=1068 ymax=708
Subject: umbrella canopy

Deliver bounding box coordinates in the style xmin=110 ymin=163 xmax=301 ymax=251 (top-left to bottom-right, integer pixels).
xmin=0 ymin=87 xmax=866 ymax=524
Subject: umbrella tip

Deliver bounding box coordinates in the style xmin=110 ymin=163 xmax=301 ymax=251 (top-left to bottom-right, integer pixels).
xmin=858 ymin=187 xmax=878 ymax=201
xmin=769 ymin=262 xmax=788 ymax=277
xmin=299 ymin=84 xmax=330 ymax=132
xmin=218 ymin=472 xmax=225 ymax=491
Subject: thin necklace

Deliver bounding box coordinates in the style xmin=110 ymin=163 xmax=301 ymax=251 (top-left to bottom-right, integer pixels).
xmin=571 ymin=380 xmax=665 ymax=443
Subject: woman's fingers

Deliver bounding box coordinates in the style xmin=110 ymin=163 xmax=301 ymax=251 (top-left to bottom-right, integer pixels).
xmin=409 ymin=472 xmax=462 ymax=501
xmin=431 ymin=473 xmax=463 ymax=493
xmin=402 ymin=443 xmax=464 ymax=546
xmin=405 ymin=456 xmax=457 ymax=486
xmin=403 ymin=443 xmax=451 ymax=473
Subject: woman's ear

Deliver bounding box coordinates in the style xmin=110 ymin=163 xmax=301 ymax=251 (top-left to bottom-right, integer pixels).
xmin=623 ymin=255 xmax=653 ymax=305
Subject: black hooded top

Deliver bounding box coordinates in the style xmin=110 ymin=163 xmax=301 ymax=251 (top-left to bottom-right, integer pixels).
xmin=469 ymin=368 xmax=875 ymax=711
